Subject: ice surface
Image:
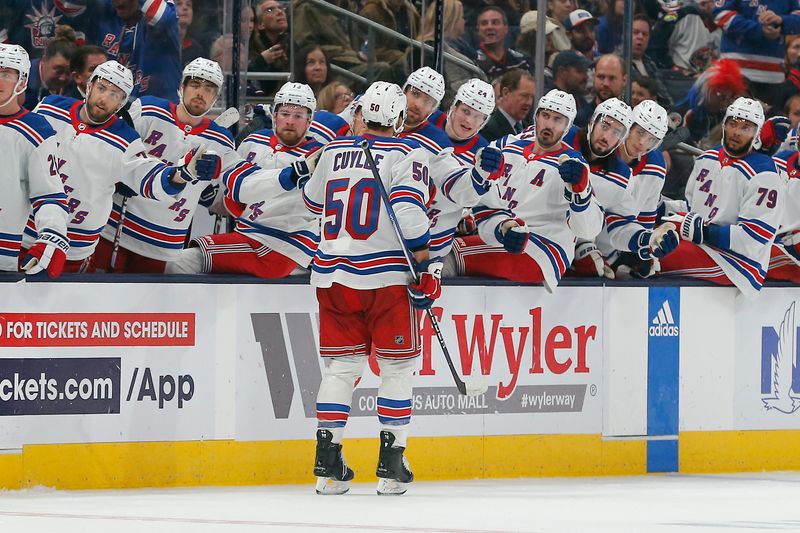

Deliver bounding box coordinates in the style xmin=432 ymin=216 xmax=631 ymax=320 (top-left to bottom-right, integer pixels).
xmin=2 ymin=473 xmax=800 ymax=532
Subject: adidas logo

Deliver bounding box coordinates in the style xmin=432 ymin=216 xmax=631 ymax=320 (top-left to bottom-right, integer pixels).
xmin=649 ymin=300 xmax=679 ymax=337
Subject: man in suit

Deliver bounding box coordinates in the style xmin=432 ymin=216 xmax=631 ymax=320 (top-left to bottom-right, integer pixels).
xmin=480 ymin=68 xmax=535 ymax=141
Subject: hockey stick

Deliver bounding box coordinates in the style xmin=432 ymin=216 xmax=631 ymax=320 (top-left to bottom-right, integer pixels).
xmin=211 ymin=107 xmax=240 ymax=234
xmin=110 ymin=183 xmax=137 ymax=272
xmin=359 ymin=140 xmax=487 ymax=397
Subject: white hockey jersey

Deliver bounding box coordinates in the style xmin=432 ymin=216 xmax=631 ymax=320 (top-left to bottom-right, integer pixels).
xmin=302 ymin=135 xmax=431 ymax=290
xmin=472 ymin=139 xmax=604 ymax=291
xmin=29 ymin=95 xmax=186 ymax=260
xmin=98 ymin=97 xmax=237 ymax=260
xmin=0 ymin=108 xmax=68 ymax=272
xmin=685 ymin=147 xmax=785 ymax=298
xmin=772 ymin=149 xmax=800 ymax=265
xmin=401 ymin=120 xmax=499 ymax=259
xmin=599 ymin=149 xmax=668 ymax=256
xmin=225 ymin=129 xmax=323 ymax=267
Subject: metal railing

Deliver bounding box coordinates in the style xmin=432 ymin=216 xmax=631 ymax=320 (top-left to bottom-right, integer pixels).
xmin=301 ymin=0 xmax=484 ymax=77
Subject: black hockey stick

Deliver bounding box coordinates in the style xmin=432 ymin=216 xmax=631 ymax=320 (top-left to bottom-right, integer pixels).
xmin=359 ymin=140 xmax=487 ymax=396
xmin=110 ymin=183 xmax=138 ymax=272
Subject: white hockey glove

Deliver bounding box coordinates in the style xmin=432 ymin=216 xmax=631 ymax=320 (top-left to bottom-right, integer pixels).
xmin=573 ymin=241 xmax=615 ymax=279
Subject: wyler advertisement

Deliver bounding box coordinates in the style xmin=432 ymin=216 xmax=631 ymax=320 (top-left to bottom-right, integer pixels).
xmin=0 ymin=283 xmax=214 ymax=448
xmin=235 ymin=285 xmax=603 ymax=440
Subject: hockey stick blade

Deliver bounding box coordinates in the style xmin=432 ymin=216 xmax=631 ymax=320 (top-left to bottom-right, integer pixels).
xmin=359 ymin=140 xmax=484 ymax=397
xmin=214 ymin=107 xmax=240 ymax=129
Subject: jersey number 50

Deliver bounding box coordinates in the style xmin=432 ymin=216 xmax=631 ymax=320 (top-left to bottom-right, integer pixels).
xmin=324 ymin=178 xmax=381 ymax=240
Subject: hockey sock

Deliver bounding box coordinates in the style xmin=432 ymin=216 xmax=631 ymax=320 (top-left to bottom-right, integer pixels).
xmin=376 ymin=358 xmax=415 ymax=448
xmin=316 ymin=356 xmax=368 ymax=443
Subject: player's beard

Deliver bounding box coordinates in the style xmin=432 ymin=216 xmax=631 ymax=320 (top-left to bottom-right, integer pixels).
xmin=185 ymin=97 xmax=210 ymax=117
xmin=85 ymin=100 xmax=115 ymax=124
xmin=723 ymin=134 xmax=752 ymax=159
xmin=276 ymin=126 xmax=304 ymax=147
xmin=536 ymin=128 xmax=559 ymax=149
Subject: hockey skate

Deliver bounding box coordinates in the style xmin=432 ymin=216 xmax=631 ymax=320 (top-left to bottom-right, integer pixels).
xmin=314 ymin=429 xmax=354 ymax=495
xmin=375 ymin=430 xmax=413 ymax=495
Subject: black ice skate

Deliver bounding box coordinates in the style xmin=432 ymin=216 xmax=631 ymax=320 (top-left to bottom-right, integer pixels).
xmin=375 ymin=430 xmax=413 ymax=495
xmin=314 ymin=429 xmax=354 ymax=495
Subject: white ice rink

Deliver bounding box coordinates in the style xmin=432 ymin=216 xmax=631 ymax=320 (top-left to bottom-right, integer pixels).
xmin=2 ymin=473 xmax=800 ymax=532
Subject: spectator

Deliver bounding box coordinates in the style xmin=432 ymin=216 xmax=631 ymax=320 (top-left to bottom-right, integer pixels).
xmin=479 ymin=68 xmax=535 ymax=140
xmin=416 ymin=0 xmax=485 ymax=109
xmin=672 ymin=58 xmax=745 ymax=146
xmin=596 ymin=0 xmax=624 ymax=54
xmin=779 ymin=35 xmax=800 ymax=109
xmin=359 ymin=0 xmax=420 ymax=67
xmin=211 ymin=4 xmax=261 ymax=96
xmin=462 ymin=0 xmax=525 ymax=50
xmin=550 ymin=50 xmax=592 ymax=112
xmin=631 ymin=76 xmax=659 ymax=106
xmin=575 ymin=53 xmax=626 ymax=127
xmin=626 ymin=14 xmax=673 ymax=106
xmin=295 ymin=45 xmax=332 ymax=96
xmin=516 ymin=10 xmax=558 ymax=67
xmin=475 ymin=6 xmax=533 ymax=79
xmin=176 ymin=0 xmax=205 ymax=66
xmin=649 ymin=0 xmax=720 ymax=74
xmin=784 ymin=93 xmax=800 ymax=130
xmin=293 ymin=0 xmax=399 ymax=86
xmin=92 ymin=0 xmax=181 ymax=101
xmin=24 ymin=25 xmax=76 ymax=110
xmin=1 ymin=0 xmax=93 ymax=57
xmin=249 ymin=0 xmax=290 ymax=95
xmin=65 ymin=45 xmax=107 ymax=99
xmin=317 ymin=81 xmax=354 ymax=113
xmin=565 ymin=9 xmax=598 ymax=61
xmin=713 ymin=0 xmax=800 ymax=102
xmin=547 ymin=0 xmax=576 ymax=52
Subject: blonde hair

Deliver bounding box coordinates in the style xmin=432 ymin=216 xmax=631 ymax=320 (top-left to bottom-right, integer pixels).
xmin=317 ymin=81 xmax=348 ymax=112
xmin=418 ymin=0 xmax=464 ymax=42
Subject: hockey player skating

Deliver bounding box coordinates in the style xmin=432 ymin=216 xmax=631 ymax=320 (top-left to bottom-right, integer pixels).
xmin=658 ymin=97 xmax=785 ymax=299
xmin=446 ymin=89 xmax=604 ymax=291
xmin=166 ymin=82 xmax=321 ymax=277
xmin=29 ymin=60 xmax=221 ymax=272
xmin=0 ymin=44 xmax=69 ymax=278
xmin=302 ymin=82 xmax=437 ymax=496
xmin=93 ymin=57 xmax=237 ymax=273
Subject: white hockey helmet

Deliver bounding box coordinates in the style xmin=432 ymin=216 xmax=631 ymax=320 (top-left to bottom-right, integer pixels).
xmin=90 ymin=60 xmax=134 ymax=100
xmin=536 ymin=89 xmax=577 ymax=140
xmin=403 ymin=66 xmax=446 ymax=106
xmin=273 ymin=81 xmax=316 ymax=116
xmin=360 ymin=81 xmax=407 ymax=132
xmin=0 ymin=44 xmax=31 ymax=97
xmin=181 ymin=57 xmax=224 ymax=89
xmin=632 ymin=100 xmax=669 ymax=140
xmin=723 ymin=96 xmax=764 ymax=151
xmin=591 ymin=97 xmax=633 ymax=135
xmin=453 ymin=78 xmax=495 ymax=116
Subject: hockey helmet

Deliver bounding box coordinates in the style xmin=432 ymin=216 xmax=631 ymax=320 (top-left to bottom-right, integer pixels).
xmin=403 ymin=66 xmax=446 ymax=106
xmin=588 ymin=97 xmax=632 ymax=156
xmin=181 ymin=57 xmax=224 ymax=90
xmin=450 ymin=78 xmax=495 ymax=131
xmin=0 ymin=44 xmax=31 ymax=97
xmin=723 ymin=96 xmax=764 ymax=140
xmin=360 ymin=81 xmax=407 ymax=132
xmin=273 ymin=82 xmax=316 ymax=116
xmin=536 ymin=89 xmax=577 ymax=140
xmin=90 ymin=60 xmax=134 ymax=101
